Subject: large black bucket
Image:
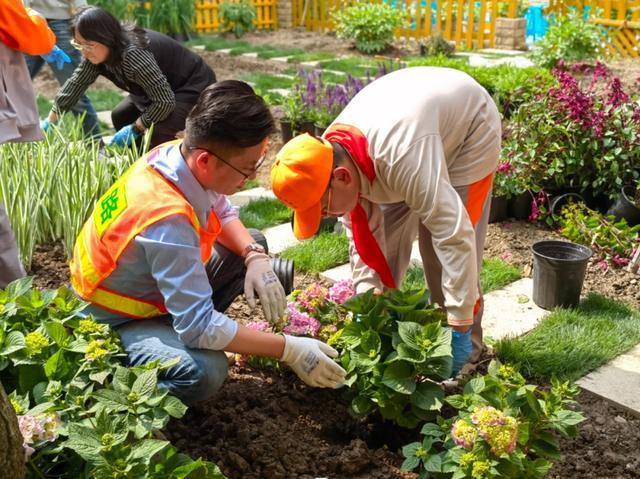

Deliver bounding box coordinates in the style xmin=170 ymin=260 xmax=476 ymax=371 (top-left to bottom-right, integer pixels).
xmin=606 ymin=185 xmax=640 ymax=226
xmin=531 ymin=240 xmax=592 ymax=310
xmin=272 ymin=257 xmax=295 ymax=295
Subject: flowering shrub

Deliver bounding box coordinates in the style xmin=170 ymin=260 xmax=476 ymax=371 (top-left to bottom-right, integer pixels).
xmin=531 ymin=9 xmax=603 ymax=68
xmin=558 ymin=202 xmax=640 ymax=269
xmin=0 ymin=278 xmax=226 ymax=478
xmin=503 ymin=64 xmax=640 ymax=199
xmin=492 ymin=161 xmax=526 ymax=199
xmin=332 ymin=288 xmax=450 ymax=428
xmin=401 ymin=361 xmax=585 ymax=478
xmin=333 ymin=2 xmax=406 ymax=54
xmin=16 ymin=412 xmax=60 ymax=460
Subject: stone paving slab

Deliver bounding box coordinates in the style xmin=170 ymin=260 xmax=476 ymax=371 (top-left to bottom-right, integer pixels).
xmin=482 ymin=278 xmax=548 ymax=340
xmin=263 ymin=223 xmax=298 ymax=255
xmin=479 ymin=48 xmax=529 ymax=56
xmin=241 ymin=52 xmax=259 ymax=59
xmin=270 ymin=56 xmax=291 ymax=63
xmin=578 ymin=345 xmax=640 ymax=416
xmin=320 ymin=263 xmax=351 ymax=284
xmin=228 ymin=187 xmax=276 ymax=207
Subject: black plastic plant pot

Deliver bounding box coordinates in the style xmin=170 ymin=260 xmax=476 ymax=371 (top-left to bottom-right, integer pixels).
xmin=508 ymin=192 xmax=532 ymax=219
xmin=549 ymin=192 xmax=584 ymax=217
xmin=272 ymin=257 xmax=294 ymax=295
xmin=606 ymin=185 xmax=640 ymax=226
xmin=489 ymin=195 xmax=508 ymax=223
xmin=314 ymin=123 xmax=326 ymax=138
xmin=280 ymin=120 xmax=294 ymax=143
xmin=531 ymin=240 xmax=592 ymax=310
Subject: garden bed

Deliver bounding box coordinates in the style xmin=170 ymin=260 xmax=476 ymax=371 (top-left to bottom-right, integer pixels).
xmin=29 ymin=227 xmax=640 ymax=478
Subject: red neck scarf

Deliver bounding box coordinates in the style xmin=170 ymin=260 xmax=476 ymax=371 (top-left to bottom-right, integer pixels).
xmin=324 ymin=124 xmax=397 ymax=289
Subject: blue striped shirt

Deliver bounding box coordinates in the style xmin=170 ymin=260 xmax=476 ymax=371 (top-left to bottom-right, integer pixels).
xmin=80 ymin=142 xmax=240 ymax=350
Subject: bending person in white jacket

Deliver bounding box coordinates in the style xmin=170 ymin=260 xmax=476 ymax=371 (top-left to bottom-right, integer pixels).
xmin=271 ymin=66 xmax=501 ymax=376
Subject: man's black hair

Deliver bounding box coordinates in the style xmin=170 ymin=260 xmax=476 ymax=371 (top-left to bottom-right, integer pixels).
xmin=185 ymin=80 xmax=275 ymax=149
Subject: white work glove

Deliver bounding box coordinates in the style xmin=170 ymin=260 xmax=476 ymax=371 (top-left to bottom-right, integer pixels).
xmin=244 ymin=252 xmax=286 ymax=323
xmin=280 ymin=334 xmax=346 ymax=388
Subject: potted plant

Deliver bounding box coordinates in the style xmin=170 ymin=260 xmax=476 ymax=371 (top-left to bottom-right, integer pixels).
xmin=491 ymin=161 xmax=527 ymax=222
xmin=606 ymin=184 xmax=640 ymax=226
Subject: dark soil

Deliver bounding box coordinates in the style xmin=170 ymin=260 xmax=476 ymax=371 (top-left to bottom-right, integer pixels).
xmin=26 ymin=28 xmax=640 ymax=479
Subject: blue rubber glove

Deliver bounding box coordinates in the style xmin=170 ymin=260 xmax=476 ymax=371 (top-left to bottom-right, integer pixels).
xmin=41 ymin=46 xmax=71 ymax=71
xmin=109 ymin=125 xmax=140 ymax=147
xmin=451 ymin=329 xmax=473 ymax=377
xmin=40 ymin=118 xmax=50 ymax=132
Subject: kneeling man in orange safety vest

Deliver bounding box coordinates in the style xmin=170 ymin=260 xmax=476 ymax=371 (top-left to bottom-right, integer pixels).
xmin=271 ymin=67 xmax=501 ymax=377
xmin=70 ymin=81 xmax=346 ymax=404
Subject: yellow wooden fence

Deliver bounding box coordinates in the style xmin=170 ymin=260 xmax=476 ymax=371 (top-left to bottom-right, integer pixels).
xmin=546 ymin=0 xmax=640 ymax=57
xmin=194 ymin=0 xmax=278 ymax=32
xmin=291 ymin=0 xmax=520 ymax=49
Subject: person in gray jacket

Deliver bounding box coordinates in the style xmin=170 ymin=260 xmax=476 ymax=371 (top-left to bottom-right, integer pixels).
xmin=0 ymin=1 xmax=58 ymax=288
xmin=24 ymin=0 xmax=99 ymax=136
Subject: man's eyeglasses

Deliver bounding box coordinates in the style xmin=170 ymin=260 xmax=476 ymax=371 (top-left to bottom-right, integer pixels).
xmin=70 ymin=39 xmax=95 ymax=52
xmin=188 ymin=146 xmax=266 ymax=180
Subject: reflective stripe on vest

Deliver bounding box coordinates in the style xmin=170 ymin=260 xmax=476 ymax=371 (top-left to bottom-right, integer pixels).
xmin=70 ymin=145 xmax=222 ymax=319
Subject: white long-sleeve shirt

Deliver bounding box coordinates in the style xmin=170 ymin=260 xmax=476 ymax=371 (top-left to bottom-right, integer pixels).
xmin=329 ymin=67 xmax=501 ymax=321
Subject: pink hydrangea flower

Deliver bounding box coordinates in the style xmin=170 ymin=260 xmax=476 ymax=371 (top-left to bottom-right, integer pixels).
xmin=451 ymin=419 xmax=477 ymax=449
xmin=283 ymin=302 xmax=321 ymax=336
xmin=328 ymin=279 xmax=355 ymax=305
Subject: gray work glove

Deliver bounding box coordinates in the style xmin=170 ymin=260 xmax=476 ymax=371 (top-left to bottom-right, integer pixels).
xmin=280 ymin=334 xmax=346 ymax=388
xmin=244 ymin=252 xmax=286 ymax=323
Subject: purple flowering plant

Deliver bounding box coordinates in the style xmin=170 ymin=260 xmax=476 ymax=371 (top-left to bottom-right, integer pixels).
xmin=503 ymin=63 xmax=640 ymax=200
xmin=401 ymin=360 xmax=584 ymax=478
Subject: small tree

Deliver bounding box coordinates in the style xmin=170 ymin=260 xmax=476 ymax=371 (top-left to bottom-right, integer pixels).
xmin=333 ymin=2 xmax=406 ymax=54
xmin=219 ymin=0 xmax=256 ymax=38
xmin=532 ymin=10 xmax=602 ymax=68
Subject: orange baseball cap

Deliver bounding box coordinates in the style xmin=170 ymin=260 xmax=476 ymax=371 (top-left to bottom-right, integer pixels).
xmin=271 ymin=134 xmax=333 ymax=240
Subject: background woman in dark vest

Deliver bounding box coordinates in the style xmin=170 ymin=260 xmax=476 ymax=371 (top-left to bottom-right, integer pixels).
xmin=42 ymin=6 xmax=215 ymax=148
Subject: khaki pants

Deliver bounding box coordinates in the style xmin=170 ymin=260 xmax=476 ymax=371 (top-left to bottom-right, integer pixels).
xmin=380 ymin=176 xmax=493 ymax=360
xmin=0 ymin=202 xmax=26 ymax=289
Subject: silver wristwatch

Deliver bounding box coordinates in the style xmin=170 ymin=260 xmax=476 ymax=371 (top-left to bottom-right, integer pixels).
xmin=242 ymin=242 xmax=266 ymax=257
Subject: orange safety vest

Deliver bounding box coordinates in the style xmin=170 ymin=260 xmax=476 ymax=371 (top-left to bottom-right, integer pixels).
xmin=70 ymin=143 xmax=221 ymax=319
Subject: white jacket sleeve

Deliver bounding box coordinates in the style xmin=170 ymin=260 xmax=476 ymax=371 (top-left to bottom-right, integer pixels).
xmin=385 ymin=135 xmax=478 ymax=324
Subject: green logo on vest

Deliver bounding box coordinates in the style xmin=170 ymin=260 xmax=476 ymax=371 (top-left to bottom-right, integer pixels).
xmin=94 ymin=182 xmax=127 ymax=238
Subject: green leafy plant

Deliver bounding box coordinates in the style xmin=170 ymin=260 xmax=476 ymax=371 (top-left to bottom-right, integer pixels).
xmin=218 ymin=0 xmax=256 ymax=38
xmin=148 ymin=0 xmax=195 ymax=36
xmin=0 ymin=278 xmax=226 ymax=478
xmin=558 ymin=202 xmax=640 ymax=269
xmin=401 ymin=361 xmax=585 ymax=478
xmin=331 ymin=288 xmax=450 ymax=428
xmin=531 ymin=10 xmax=603 ymax=68
xmin=419 ymin=35 xmax=455 ymax=57
xmin=0 ymin=116 xmax=137 ymax=268
xmin=492 ymin=162 xmax=527 ymax=200
xmin=333 ymin=2 xmax=406 ymax=54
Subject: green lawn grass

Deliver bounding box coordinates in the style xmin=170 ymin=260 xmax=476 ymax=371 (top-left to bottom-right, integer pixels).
xmin=287 ymin=52 xmax=338 ymax=63
xmin=87 ymin=89 xmax=124 ymax=111
xmin=239 ymin=198 xmax=291 ymax=230
xmin=317 ymin=57 xmax=380 ymax=77
xmin=239 ymin=72 xmax=294 ymax=90
xmin=187 ymin=36 xmax=250 ymax=51
xmin=280 ymin=232 xmax=349 ymax=273
xmin=495 ymin=294 xmax=640 ymax=381
xmin=400 ymin=258 xmax=521 ymax=294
